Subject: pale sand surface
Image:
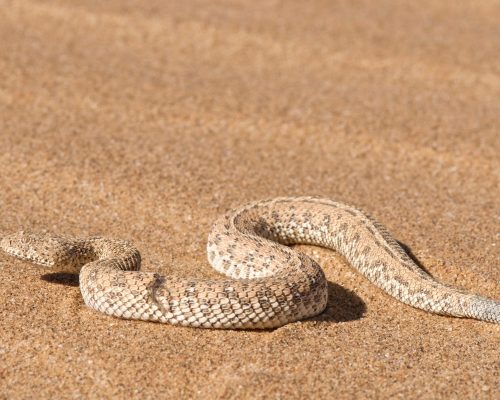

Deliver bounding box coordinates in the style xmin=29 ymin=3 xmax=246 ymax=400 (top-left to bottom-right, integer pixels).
xmin=0 ymin=1 xmax=499 ymax=398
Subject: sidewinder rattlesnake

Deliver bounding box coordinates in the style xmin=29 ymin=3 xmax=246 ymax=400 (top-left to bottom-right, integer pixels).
xmin=1 ymin=197 xmax=498 ymax=328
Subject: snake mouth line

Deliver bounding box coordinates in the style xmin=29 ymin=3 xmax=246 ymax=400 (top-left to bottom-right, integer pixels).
xmin=1 ymin=248 xmax=53 ymax=267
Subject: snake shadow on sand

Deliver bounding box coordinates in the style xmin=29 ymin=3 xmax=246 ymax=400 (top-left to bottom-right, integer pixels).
xmin=42 ymin=272 xmax=80 ymax=287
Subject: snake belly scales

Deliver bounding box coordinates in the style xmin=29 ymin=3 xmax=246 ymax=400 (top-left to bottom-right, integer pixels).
xmin=0 ymin=197 xmax=498 ymax=328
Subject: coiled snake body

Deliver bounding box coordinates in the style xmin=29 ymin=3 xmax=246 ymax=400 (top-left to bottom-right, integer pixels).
xmin=1 ymin=197 xmax=498 ymax=328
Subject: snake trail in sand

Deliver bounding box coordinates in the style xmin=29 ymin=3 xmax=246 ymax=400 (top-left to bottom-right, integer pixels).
xmin=1 ymin=197 xmax=498 ymax=328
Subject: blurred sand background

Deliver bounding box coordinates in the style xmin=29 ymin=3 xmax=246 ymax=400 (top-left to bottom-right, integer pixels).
xmin=0 ymin=0 xmax=499 ymax=398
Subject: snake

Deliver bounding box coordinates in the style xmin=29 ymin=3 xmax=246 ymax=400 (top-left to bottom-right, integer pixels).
xmin=0 ymin=197 xmax=498 ymax=328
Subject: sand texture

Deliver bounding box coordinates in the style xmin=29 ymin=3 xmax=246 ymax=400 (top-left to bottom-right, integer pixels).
xmin=0 ymin=0 xmax=499 ymax=399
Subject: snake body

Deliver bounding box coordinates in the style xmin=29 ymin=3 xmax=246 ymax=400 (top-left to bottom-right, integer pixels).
xmin=1 ymin=197 xmax=498 ymax=328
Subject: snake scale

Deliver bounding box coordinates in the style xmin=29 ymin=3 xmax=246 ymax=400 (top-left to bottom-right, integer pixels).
xmin=1 ymin=197 xmax=498 ymax=328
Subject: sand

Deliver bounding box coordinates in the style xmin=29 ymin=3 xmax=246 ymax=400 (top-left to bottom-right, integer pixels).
xmin=0 ymin=0 xmax=499 ymax=398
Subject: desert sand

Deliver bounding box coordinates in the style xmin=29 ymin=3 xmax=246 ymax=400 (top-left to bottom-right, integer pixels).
xmin=0 ymin=1 xmax=499 ymax=399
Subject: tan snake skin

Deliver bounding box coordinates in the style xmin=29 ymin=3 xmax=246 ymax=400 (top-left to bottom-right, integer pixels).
xmin=1 ymin=197 xmax=498 ymax=328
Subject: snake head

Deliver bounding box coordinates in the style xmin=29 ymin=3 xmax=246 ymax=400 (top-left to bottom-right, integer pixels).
xmin=0 ymin=231 xmax=80 ymax=271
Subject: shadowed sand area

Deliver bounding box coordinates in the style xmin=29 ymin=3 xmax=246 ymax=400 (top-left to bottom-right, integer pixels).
xmin=0 ymin=0 xmax=499 ymax=398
